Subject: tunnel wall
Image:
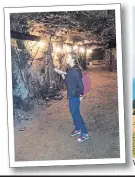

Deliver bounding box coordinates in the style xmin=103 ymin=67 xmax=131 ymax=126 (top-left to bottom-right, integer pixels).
xmin=11 ymin=38 xmax=64 ymax=115
xmin=102 ymin=48 xmax=117 ymax=71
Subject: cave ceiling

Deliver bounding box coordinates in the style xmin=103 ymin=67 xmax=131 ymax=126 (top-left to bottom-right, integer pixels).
xmin=10 ymin=10 xmax=116 ymax=49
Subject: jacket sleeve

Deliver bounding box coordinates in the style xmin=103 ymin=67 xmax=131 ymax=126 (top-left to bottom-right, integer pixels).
xmin=74 ymin=69 xmax=84 ymax=95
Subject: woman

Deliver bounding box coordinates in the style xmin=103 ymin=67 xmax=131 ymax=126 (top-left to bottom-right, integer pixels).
xmin=61 ymin=52 xmax=89 ymax=142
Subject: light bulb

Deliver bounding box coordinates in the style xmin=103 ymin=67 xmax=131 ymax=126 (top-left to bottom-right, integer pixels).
xmin=55 ymin=47 xmax=61 ymax=53
xmin=87 ymin=49 xmax=92 ymax=53
xmin=38 ymin=41 xmax=45 ymax=47
xmin=80 ymin=47 xmax=85 ymax=53
xmin=73 ymin=45 xmax=78 ymax=51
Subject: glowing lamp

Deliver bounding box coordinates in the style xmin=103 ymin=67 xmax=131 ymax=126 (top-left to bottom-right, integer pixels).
xmin=87 ymin=49 xmax=92 ymax=54
xmin=80 ymin=47 xmax=85 ymax=53
xmin=66 ymin=46 xmax=72 ymax=53
xmin=38 ymin=41 xmax=45 ymax=47
xmin=73 ymin=45 xmax=78 ymax=51
xmin=55 ymin=47 xmax=61 ymax=53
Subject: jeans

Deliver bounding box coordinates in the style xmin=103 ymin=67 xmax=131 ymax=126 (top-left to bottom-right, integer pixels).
xmin=68 ymin=96 xmax=88 ymax=135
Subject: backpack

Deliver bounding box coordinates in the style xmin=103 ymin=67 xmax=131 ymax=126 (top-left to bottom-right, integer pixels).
xmin=82 ymin=72 xmax=91 ymax=95
xmin=73 ymin=68 xmax=91 ymax=95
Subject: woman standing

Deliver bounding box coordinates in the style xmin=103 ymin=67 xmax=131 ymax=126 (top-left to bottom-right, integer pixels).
xmin=61 ymin=52 xmax=89 ymax=142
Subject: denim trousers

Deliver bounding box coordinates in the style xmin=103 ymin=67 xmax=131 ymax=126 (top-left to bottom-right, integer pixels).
xmin=68 ymin=96 xmax=88 ymax=135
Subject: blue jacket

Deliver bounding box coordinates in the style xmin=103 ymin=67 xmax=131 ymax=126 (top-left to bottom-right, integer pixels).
xmin=65 ymin=65 xmax=84 ymax=98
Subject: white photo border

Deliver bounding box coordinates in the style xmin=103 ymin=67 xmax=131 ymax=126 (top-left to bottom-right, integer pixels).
xmin=4 ymin=3 xmax=125 ymax=167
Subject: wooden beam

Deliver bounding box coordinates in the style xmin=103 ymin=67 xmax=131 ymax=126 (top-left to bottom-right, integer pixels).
xmin=11 ymin=30 xmax=41 ymax=41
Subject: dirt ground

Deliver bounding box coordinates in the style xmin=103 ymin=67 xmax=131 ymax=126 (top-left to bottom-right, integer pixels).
xmin=14 ymin=67 xmax=120 ymax=161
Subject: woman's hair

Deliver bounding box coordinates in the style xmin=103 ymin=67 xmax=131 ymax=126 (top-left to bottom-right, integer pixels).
xmin=68 ymin=52 xmax=79 ymax=66
xmin=68 ymin=52 xmax=86 ymax=71
xmin=68 ymin=52 xmax=78 ymax=61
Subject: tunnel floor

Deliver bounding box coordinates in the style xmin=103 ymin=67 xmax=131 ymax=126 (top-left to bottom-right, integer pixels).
xmin=14 ymin=67 xmax=120 ymax=161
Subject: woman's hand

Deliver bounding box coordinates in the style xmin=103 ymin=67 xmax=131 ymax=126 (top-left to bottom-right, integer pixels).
xmin=80 ymin=95 xmax=86 ymax=101
xmin=80 ymin=95 xmax=83 ymax=101
xmin=61 ymin=74 xmax=65 ymax=80
xmin=54 ymin=68 xmax=66 ymax=75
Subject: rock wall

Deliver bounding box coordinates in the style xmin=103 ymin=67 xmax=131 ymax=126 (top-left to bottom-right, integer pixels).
xmin=102 ymin=48 xmax=117 ymax=71
xmin=11 ymin=38 xmax=64 ymax=114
